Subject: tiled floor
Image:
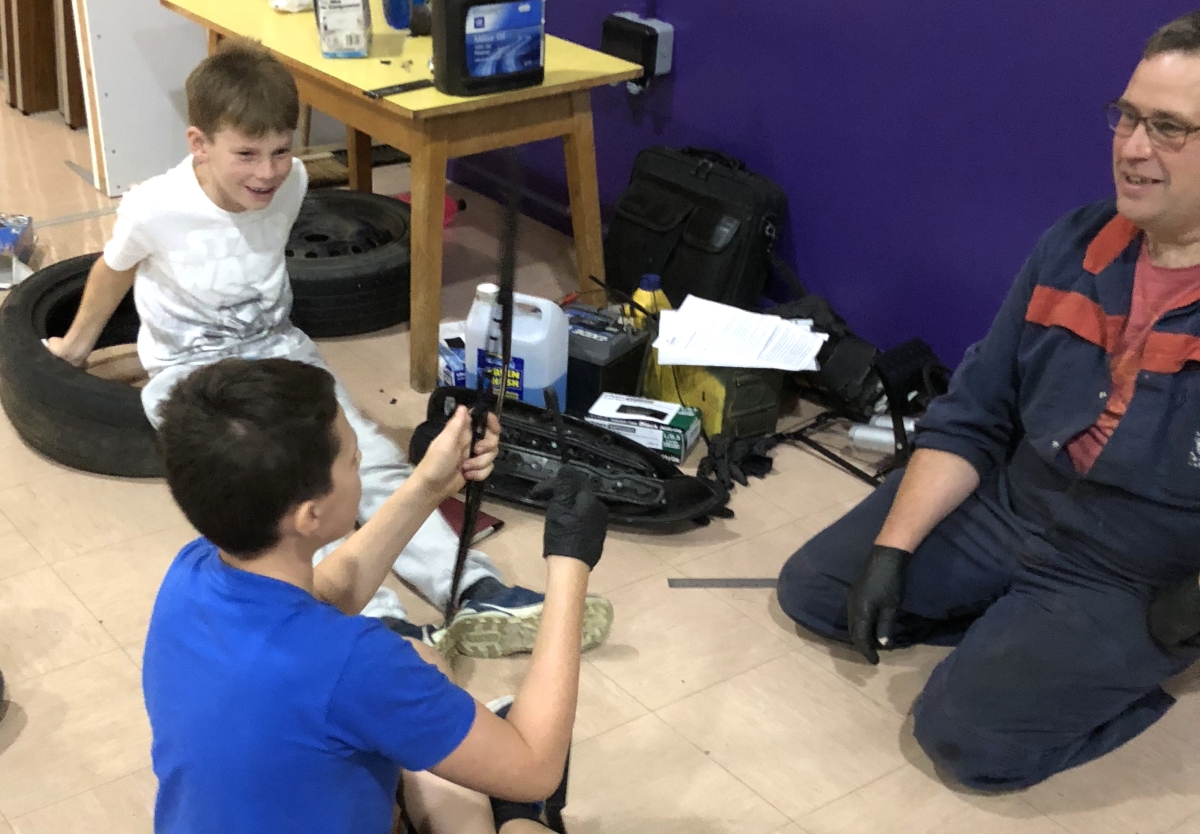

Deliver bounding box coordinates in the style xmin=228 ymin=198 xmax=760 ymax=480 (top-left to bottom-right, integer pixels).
xmin=2 ymin=104 xmax=1199 ymax=834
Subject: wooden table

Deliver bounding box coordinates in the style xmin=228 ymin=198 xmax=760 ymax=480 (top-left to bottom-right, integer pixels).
xmin=160 ymin=0 xmax=640 ymax=391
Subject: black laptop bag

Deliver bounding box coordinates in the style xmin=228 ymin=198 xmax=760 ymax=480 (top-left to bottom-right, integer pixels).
xmin=602 ymin=146 xmax=787 ymax=310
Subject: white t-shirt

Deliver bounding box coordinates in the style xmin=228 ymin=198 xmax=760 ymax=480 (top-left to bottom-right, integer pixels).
xmin=103 ymin=155 xmax=308 ymax=373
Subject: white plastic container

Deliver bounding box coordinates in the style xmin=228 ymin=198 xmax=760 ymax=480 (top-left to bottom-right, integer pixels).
xmin=465 ymin=283 xmax=568 ymax=409
xmin=849 ymin=424 xmax=905 ymax=454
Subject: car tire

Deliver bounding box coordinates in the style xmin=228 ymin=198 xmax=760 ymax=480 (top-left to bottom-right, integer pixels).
xmin=286 ymin=189 xmax=412 ymax=338
xmin=0 ymin=253 xmax=163 ymax=477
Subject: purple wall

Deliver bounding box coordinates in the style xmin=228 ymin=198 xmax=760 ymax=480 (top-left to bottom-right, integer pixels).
xmin=452 ymin=2 xmax=1194 ymax=364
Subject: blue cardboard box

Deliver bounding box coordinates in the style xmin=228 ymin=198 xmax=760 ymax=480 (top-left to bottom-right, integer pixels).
xmin=0 ymin=214 xmax=34 ymax=289
xmin=315 ymin=0 xmax=372 ymax=58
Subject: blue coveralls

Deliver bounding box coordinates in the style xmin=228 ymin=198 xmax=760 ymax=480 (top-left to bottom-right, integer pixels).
xmin=777 ymin=201 xmax=1200 ymax=790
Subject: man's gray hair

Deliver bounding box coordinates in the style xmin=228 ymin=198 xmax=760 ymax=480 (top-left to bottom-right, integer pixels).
xmin=1145 ymin=11 xmax=1200 ymax=59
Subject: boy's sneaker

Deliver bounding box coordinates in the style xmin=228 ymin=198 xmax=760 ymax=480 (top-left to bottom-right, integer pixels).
xmin=448 ymin=586 xmax=614 ymax=659
xmin=485 ymin=696 xmax=569 ymax=834
xmin=380 ymin=617 xmax=454 ymax=664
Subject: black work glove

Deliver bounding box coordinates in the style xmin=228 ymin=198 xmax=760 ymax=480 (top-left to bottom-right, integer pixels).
xmin=847 ymin=545 xmax=912 ymax=664
xmin=533 ymin=466 xmax=608 ymax=570
xmin=1148 ymin=574 xmax=1200 ymax=649
xmin=698 ymin=435 xmax=734 ymax=488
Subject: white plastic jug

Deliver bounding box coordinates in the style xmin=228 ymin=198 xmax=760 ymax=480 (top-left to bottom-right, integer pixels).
xmin=464 ymin=283 xmax=568 ymax=409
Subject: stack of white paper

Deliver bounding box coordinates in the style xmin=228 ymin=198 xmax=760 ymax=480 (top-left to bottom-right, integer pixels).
xmin=652 ymin=296 xmax=828 ymax=372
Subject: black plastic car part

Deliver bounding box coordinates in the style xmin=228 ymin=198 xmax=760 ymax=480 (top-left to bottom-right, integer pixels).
xmin=412 ymin=387 xmax=729 ymax=528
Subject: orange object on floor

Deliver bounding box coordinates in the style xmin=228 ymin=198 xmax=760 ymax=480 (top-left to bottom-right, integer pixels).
xmin=395 ymin=193 xmax=463 ymax=228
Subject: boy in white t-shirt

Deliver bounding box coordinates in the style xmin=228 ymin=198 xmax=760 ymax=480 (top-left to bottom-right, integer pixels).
xmin=46 ymin=40 xmax=613 ymax=655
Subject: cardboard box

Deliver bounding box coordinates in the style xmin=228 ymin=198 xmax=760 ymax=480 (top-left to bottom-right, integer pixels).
xmin=585 ymin=392 xmax=702 ymax=463
xmin=0 ymin=214 xmax=34 ymax=290
xmin=315 ymin=0 xmax=372 ymax=58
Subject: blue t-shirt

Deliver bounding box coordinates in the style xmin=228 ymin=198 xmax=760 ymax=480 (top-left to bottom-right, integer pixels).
xmin=143 ymin=539 xmax=477 ymax=834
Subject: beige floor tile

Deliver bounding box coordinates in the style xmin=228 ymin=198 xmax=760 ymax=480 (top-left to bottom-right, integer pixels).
xmin=0 ymin=109 xmax=117 ymax=220
xmin=53 ymin=525 xmax=197 ymax=647
xmin=124 ymin=641 xmax=146 ymax=670
xmin=454 ymin=654 xmax=648 ymax=744
xmin=563 ymin=713 xmax=789 ymax=834
xmin=680 ymin=516 xmax=953 ymax=718
xmin=9 ymin=768 xmax=156 ymax=834
xmin=1170 ymin=812 xmax=1200 ymax=833
xmin=772 ymin=826 xmax=807 ymax=834
xmin=677 ymin=518 xmax=816 ymax=581
xmin=0 ymin=566 xmax=119 ymax=683
xmin=1021 ymin=690 xmax=1200 ymax=834
xmin=0 ymin=821 xmax=12 ymax=834
xmin=748 ymin=444 xmax=874 ymax=523
xmin=0 ymin=420 xmax=70 ymax=493
xmin=34 ymin=215 xmax=118 ymax=265
xmin=586 ymin=571 xmax=790 ymax=710
xmin=657 ymin=652 xmax=909 ymax=820
xmin=611 ymin=483 xmax=798 ymax=567
xmin=0 ymin=510 xmax=45 ymax=583
xmin=799 ymin=765 xmax=1069 ymax=834
xmin=674 ymin=518 xmax=816 ymax=640
xmin=0 ymin=651 xmax=151 ymax=819
xmin=582 ymin=532 xmax=671 ymax=597
xmin=790 ymin=634 xmax=952 ymax=718
xmin=321 ymin=326 xmax=413 ymax=390
xmin=0 ymin=473 xmax=187 ymax=563
xmin=316 ymin=335 xmax=426 ymax=442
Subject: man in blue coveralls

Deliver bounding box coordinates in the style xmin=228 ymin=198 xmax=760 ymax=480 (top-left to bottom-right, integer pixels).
xmin=778 ymin=11 xmax=1200 ymax=789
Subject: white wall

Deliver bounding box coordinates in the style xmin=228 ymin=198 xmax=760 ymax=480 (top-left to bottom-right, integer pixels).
xmin=74 ymin=0 xmax=207 ymax=195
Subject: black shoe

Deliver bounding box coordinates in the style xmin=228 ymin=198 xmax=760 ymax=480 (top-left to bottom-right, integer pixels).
xmin=487 ymin=696 xmax=569 ymax=833
xmin=380 ymin=617 xmax=454 ymax=663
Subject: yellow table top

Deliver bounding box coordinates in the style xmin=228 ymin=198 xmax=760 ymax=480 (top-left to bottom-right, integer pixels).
xmin=162 ymin=0 xmax=641 ymax=118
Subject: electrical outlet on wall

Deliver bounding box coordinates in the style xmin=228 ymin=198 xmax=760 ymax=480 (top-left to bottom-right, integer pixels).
xmin=600 ymin=11 xmax=674 ymax=94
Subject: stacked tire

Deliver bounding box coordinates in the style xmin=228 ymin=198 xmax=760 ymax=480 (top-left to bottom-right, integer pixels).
xmin=287 ymin=190 xmax=411 ymax=338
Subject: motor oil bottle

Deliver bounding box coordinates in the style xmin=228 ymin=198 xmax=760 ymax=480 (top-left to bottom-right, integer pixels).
xmin=628 ymin=273 xmax=671 ymax=329
xmin=632 ymin=274 xmax=674 ymax=400
xmin=465 ymin=283 xmax=568 ymax=408
xmin=431 ymin=0 xmax=546 ymax=96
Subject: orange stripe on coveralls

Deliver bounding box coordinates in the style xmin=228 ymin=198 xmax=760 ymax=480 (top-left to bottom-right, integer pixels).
xmin=1025 ymin=286 xmax=1124 ymax=350
xmin=1141 ymin=331 xmax=1200 ymax=374
xmin=1083 ymin=215 xmax=1140 ymax=275
xmin=1026 ymin=287 xmax=1200 ymax=374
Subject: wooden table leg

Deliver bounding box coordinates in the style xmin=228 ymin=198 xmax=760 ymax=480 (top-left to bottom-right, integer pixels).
xmin=206 ymin=29 xmax=222 ymax=55
xmin=346 ymin=126 xmax=373 ymax=192
xmin=562 ymin=89 xmax=606 ymax=295
xmin=296 ymin=102 xmax=312 ymax=151
xmin=408 ymin=138 xmax=449 ymax=392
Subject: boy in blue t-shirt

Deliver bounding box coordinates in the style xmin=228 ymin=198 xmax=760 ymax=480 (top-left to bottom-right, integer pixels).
xmin=143 ymin=357 xmax=608 ymax=833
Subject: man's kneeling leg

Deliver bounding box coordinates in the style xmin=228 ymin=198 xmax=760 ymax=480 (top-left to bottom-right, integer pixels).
xmin=912 ymin=585 xmax=1195 ymax=790
xmin=777 ymin=474 xmax=903 ymax=640
xmin=777 ymin=469 xmax=1019 ymax=648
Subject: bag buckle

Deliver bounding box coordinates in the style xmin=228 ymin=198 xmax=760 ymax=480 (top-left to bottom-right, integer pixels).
xmin=764 ymin=220 xmax=778 ymax=249
xmin=694 ymin=159 xmax=714 ymax=178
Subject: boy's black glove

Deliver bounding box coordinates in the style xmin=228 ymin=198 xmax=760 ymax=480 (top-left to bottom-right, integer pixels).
xmin=847 ymin=545 xmax=912 ymax=665
xmin=1148 ymin=574 xmax=1200 ymax=649
xmin=533 ymin=466 xmax=608 ymax=570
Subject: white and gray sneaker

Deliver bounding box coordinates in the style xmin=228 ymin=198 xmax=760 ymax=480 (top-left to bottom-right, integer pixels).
xmin=448 ymin=585 xmax=614 ymax=659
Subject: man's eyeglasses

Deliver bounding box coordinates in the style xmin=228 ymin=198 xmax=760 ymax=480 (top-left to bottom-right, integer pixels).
xmin=1106 ymin=100 xmax=1200 ymax=151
